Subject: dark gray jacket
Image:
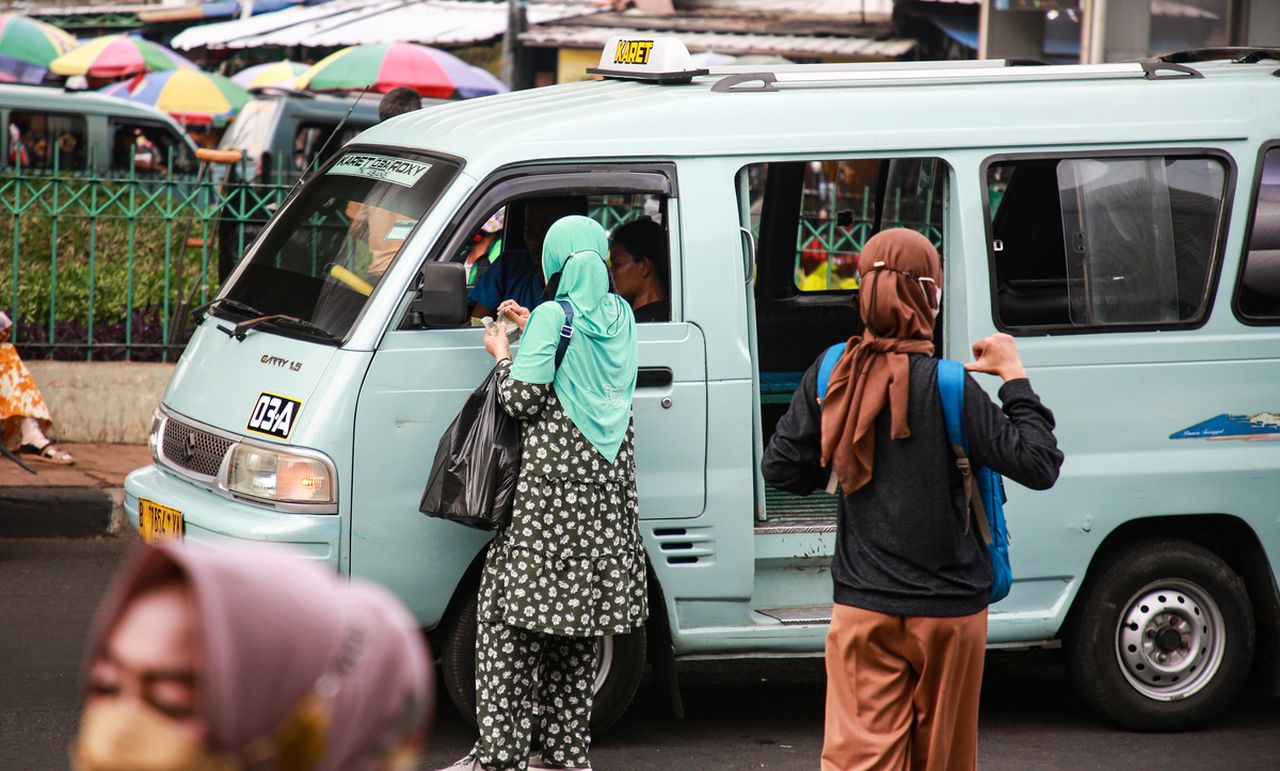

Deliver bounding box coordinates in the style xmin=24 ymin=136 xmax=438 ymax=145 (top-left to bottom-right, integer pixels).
xmin=762 ymin=353 xmax=1063 ymax=617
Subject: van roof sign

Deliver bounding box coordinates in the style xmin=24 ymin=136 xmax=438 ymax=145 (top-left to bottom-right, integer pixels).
xmin=587 ymin=36 xmax=708 ymax=84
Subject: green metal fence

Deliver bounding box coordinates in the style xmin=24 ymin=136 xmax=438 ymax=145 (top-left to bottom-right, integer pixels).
xmin=0 ymin=164 xmax=291 ymax=361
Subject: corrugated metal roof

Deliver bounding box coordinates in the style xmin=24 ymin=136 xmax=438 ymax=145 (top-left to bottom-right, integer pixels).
xmin=171 ymin=0 xmax=597 ymax=50
xmin=1151 ymin=0 xmax=1221 ymax=19
xmin=17 ymin=3 xmax=160 ymax=17
xmin=683 ymin=0 xmax=894 ymax=17
xmin=521 ymin=25 xmax=916 ymax=59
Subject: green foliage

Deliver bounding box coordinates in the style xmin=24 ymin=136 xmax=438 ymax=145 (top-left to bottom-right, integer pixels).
xmin=0 ymin=209 xmax=219 ymax=329
xmin=0 ymin=172 xmax=281 ymax=358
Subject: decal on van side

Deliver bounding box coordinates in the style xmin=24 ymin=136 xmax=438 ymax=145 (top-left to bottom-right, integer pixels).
xmin=247 ymin=392 xmax=303 ymax=439
xmin=1170 ymin=413 xmax=1280 ymax=441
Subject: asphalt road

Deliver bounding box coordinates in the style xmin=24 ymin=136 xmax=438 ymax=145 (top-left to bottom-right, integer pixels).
xmin=3 ymin=537 xmax=1278 ymax=770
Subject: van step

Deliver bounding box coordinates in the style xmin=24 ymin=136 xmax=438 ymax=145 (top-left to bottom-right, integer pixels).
xmin=754 ymin=520 xmax=835 ymax=535
xmin=756 ymin=605 xmax=833 ymax=625
xmin=764 ymin=485 xmax=839 ymax=521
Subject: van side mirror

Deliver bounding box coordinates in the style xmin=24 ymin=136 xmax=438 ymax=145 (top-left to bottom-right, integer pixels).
xmin=407 ymin=262 xmax=468 ymax=327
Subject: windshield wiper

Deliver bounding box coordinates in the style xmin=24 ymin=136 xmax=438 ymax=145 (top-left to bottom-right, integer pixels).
xmin=217 ymin=313 xmax=339 ymax=343
xmin=194 ymin=297 xmax=266 ymax=323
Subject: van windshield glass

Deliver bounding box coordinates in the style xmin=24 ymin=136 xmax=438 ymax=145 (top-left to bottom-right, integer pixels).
xmin=216 ymin=149 xmax=459 ymax=342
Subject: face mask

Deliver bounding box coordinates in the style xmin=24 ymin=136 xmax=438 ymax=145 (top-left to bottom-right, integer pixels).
xmin=72 ymin=694 xmax=333 ymax=771
xmin=931 ymin=285 xmax=943 ymax=320
xmin=71 ymin=701 xmax=239 ymax=771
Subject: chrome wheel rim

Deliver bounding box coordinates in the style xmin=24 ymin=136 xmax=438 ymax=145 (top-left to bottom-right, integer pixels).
xmin=1114 ymin=578 xmax=1225 ymax=701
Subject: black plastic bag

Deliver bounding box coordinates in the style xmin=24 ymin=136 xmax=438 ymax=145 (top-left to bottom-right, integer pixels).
xmin=419 ymin=367 xmax=520 ymax=530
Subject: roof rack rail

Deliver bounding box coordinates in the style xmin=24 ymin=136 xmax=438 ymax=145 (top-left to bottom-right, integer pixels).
xmin=710 ymin=61 xmax=1200 ymax=93
xmin=1159 ymin=47 xmax=1280 ymax=64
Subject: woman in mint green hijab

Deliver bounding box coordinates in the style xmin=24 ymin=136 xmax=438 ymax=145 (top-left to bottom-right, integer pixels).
xmin=455 ymin=215 xmax=646 ymax=771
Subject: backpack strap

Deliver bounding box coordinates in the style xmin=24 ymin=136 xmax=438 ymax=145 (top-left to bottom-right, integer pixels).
xmin=815 ymin=343 xmax=846 ymax=405
xmin=554 ymin=299 xmax=574 ymax=370
xmin=936 ymin=359 xmax=993 ymax=546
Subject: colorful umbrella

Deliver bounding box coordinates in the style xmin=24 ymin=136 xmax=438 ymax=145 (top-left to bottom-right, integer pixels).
xmin=100 ymin=69 xmax=250 ymax=127
xmin=50 ymin=35 xmax=197 ymax=79
xmin=295 ymin=43 xmax=507 ymax=99
xmin=231 ymin=59 xmax=307 ymax=90
xmin=0 ymin=14 xmax=77 ymax=83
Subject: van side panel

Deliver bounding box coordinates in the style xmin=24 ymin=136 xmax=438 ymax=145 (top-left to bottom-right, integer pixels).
xmin=957 ymin=144 xmax=1280 ymax=643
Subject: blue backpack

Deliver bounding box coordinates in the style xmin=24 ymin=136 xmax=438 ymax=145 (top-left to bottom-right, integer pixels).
xmin=816 ymin=344 xmax=1012 ymax=603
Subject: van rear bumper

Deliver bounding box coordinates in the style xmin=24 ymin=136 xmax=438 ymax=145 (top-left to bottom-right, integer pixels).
xmin=124 ymin=465 xmax=341 ymax=567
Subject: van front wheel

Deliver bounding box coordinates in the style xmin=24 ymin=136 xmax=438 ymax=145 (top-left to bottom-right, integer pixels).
xmin=1066 ymin=539 xmax=1254 ymax=731
xmin=440 ymin=590 xmax=647 ymax=734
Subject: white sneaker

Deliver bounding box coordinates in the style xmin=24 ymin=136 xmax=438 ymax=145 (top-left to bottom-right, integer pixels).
xmin=437 ymin=756 xmax=484 ymax=771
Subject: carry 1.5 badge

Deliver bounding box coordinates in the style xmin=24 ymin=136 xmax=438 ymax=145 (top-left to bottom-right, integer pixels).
xmin=247 ymin=392 xmax=302 ymax=439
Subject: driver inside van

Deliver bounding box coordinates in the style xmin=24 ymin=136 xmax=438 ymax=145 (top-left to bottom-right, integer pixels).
xmin=469 ymin=196 xmax=588 ymax=320
xmin=344 ymin=200 xmax=418 ymax=281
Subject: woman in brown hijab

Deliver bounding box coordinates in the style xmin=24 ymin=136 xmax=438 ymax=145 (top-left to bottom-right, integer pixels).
xmin=763 ymin=228 xmax=1063 ymax=771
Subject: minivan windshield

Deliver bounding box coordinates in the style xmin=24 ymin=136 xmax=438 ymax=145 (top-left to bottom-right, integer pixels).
xmin=216 ymin=149 xmax=459 ymax=342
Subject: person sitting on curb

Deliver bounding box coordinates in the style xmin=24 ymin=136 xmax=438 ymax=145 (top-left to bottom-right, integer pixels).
xmin=0 ymin=312 xmax=74 ymax=465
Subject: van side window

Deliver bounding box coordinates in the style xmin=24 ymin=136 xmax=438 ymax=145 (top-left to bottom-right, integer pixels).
xmin=1234 ymin=147 xmax=1280 ymax=321
xmin=109 ymin=121 xmax=195 ymax=175
xmin=459 ymin=192 xmax=672 ymax=323
xmin=743 ymin=157 xmax=946 ymax=370
xmin=8 ymin=111 xmax=87 ymax=171
xmin=749 ymin=158 xmax=944 ymax=296
xmin=988 ymin=155 xmax=1227 ymax=331
xmin=742 ymin=156 xmax=948 ymax=451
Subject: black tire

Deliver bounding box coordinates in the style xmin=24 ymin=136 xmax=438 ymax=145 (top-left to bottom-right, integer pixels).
xmin=439 ymin=589 xmax=647 ymax=734
xmin=1065 ymin=538 xmax=1254 ymax=731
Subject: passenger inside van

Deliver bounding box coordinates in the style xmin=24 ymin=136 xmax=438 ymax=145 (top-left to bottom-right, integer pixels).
xmin=469 ymin=196 xmax=588 ymax=319
xmin=609 ymin=217 xmax=670 ymax=322
xmin=111 ymin=128 xmax=165 ymax=175
xmin=460 ymin=208 xmax=505 ymax=285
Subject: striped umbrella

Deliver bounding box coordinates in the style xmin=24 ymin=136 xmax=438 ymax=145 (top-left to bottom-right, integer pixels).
xmin=0 ymin=14 xmax=77 ymax=83
xmin=100 ymin=69 xmax=250 ymax=127
xmin=295 ymin=42 xmax=506 ymax=99
xmin=231 ymin=59 xmax=308 ymax=90
xmin=50 ymin=35 xmax=197 ymax=79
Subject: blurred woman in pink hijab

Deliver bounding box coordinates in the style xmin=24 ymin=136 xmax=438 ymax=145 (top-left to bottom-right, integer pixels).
xmin=72 ymin=542 xmax=433 ymax=771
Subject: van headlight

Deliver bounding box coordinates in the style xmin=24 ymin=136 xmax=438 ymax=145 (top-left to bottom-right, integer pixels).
xmin=148 ymin=408 xmax=165 ymax=464
xmin=224 ymin=444 xmax=333 ymax=504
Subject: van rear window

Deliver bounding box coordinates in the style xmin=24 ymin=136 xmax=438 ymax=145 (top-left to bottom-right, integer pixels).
xmin=987 ymin=155 xmax=1227 ymax=331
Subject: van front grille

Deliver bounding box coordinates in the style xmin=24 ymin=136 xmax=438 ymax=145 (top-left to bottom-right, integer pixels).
xmin=162 ymin=418 xmax=233 ymax=478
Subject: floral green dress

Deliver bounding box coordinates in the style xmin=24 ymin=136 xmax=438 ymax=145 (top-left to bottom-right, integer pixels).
xmin=478 ymin=359 xmax=648 ymax=637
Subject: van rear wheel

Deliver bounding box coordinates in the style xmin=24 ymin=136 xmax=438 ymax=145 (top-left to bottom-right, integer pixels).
xmin=440 ymin=589 xmax=647 ymax=734
xmin=1065 ymin=539 xmax=1254 ymax=731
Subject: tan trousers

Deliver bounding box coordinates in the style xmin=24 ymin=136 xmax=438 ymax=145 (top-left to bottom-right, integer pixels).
xmin=821 ymin=603 xmax=988 ymax=771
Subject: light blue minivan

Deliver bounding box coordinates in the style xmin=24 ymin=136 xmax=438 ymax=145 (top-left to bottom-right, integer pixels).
xmin=125 ymin=42 xmax=1280 ymax=732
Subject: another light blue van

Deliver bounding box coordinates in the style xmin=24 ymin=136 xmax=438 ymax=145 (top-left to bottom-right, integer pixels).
xmin=125 ymin=42 xmax=1280 ymax=732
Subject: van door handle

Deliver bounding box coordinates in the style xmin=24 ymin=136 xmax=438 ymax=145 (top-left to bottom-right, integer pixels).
xmin=637 ymin=367 xmax=673 ymax=388
xmin=739 ymin=226 xmax=756 ymax=284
